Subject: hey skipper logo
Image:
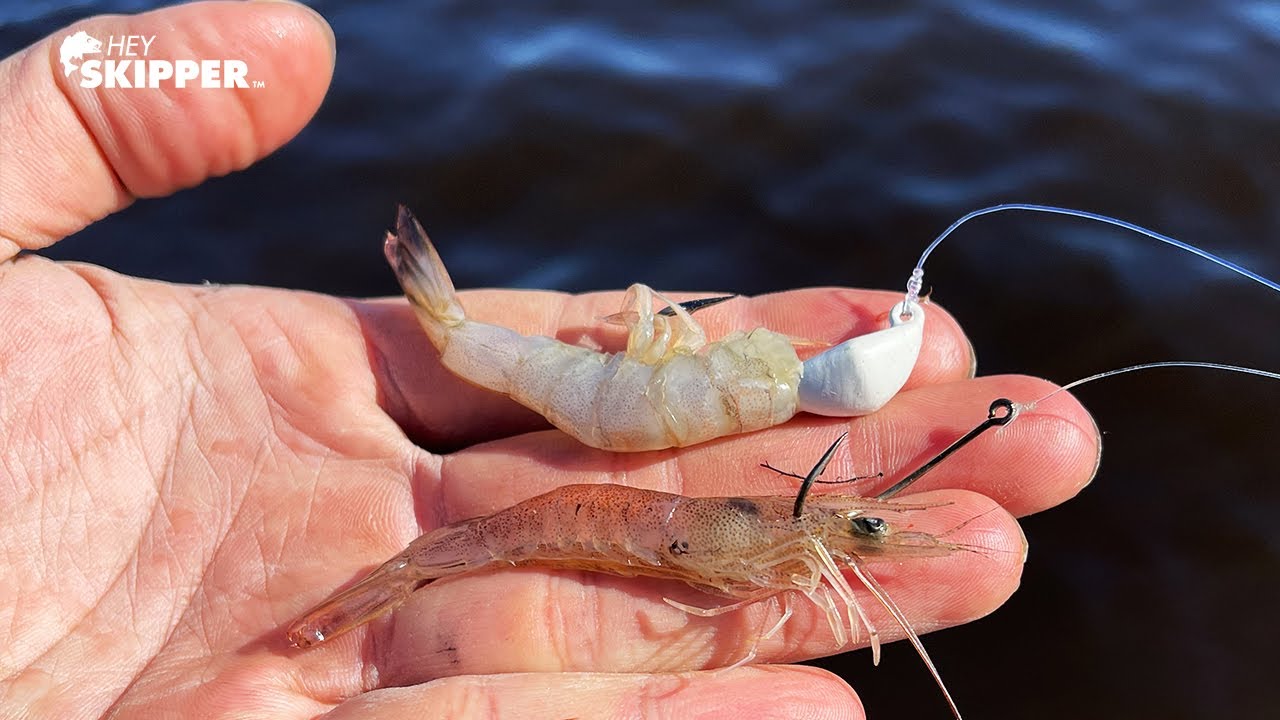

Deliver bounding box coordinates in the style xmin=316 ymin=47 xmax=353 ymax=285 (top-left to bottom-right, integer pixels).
xmin=59 ymin=31 xmax=260 ymax=89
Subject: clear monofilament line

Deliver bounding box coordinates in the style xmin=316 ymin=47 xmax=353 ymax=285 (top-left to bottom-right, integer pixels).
xmin=1024 ymin=362 xmax=1280 ymax=411
xmin=903 ymin=203 xmax=1280 ymax=306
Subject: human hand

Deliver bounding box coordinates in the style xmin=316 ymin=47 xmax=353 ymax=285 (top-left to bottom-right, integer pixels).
xmin=0 ymin=2 xmax=1098 ymax=718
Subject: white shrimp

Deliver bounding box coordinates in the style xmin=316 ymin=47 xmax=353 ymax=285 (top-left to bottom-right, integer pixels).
xmin=384 ymin=206 xmax=925 ymax=451
xmin=385 ymin=203 xmax=1280 ymax=452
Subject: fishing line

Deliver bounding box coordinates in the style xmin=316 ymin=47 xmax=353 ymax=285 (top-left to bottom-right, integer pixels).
xmin=904 ymin=203 xmax=1280 ymax=307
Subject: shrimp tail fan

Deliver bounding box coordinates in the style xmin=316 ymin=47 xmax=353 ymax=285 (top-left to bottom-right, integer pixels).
xmin=384 ymin=205 xmax=467 ymax=344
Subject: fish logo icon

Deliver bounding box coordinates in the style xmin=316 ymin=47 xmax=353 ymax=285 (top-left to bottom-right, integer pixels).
xmin=59 ymin=31 xmax=102 ymax=77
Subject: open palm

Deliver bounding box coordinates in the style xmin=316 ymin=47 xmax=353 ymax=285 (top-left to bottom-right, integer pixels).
xmin=0 ymin=4 xmax=1098 ymax=718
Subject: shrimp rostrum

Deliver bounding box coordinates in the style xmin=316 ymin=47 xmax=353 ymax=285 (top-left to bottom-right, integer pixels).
xmin=384 ymin=206 xmax=925 ymax=451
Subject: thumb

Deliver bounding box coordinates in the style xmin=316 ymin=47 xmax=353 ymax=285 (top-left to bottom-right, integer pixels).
xmin=0 ymin=0 xmax=335 ymax=259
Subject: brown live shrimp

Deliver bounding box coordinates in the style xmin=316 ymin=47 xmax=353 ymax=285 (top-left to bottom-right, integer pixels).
xmin=286 ymin=429 xmax=1003 ymax=719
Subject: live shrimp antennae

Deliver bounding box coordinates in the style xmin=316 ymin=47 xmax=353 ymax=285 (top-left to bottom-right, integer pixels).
xmin=903 ymin=203 xmax=1280 ymax=306
xmin=792 ymin=432 xmax=847 ymax=517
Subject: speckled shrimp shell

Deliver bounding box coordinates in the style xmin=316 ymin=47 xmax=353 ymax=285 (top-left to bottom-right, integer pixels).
xmin=287 ymin=482 xmax=958 ymax=666
xmin=286 ymin=479 xmax=969 ymax=714
xmin=383 ymin=206 xmax=926 ymax=451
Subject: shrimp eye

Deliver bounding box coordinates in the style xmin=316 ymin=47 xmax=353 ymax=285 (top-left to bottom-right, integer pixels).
xmin=851 ymin=516 xmax=888 ymax=537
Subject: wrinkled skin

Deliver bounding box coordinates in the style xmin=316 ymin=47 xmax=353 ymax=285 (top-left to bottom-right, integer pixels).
xmin=0 ymin=2 xmax=1099 ymax=718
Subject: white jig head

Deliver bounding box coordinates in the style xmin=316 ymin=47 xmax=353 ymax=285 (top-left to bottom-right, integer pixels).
xmin=797 ymin=300 xmax=925 ymax=416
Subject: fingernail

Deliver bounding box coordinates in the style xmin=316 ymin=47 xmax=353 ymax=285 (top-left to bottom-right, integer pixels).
xmin=1017 ymin=516 xmax=1029 ymax=563
xmin=1084 ymin=411 xmax=1103 ymax=489
xmin=965 ymin=334 xmax=978 ymax=379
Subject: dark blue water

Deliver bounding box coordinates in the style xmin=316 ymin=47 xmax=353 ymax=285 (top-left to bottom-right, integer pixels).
xmin=4 ymin=1 xmax=1279 ymax=717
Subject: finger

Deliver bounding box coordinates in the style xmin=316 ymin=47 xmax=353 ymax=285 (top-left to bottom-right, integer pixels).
xmin=349 ymin=287 xmax=974 ymax=451
xmin=323 ymin=666 xmax=863 ymax=720
xmin=0 ymin=0 xmax=335 ymax=256
xmin=435 ymin=374 xmax=1098 ymax=522
xmin=360 ymin=490 xmax=1020 ymax=683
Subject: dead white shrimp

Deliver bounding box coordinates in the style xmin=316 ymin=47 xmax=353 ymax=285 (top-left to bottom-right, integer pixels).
xmin=384 ymin=205 xmax=925 ymax=451
xmin=385 ymin=203 xmax=1279 ymax=452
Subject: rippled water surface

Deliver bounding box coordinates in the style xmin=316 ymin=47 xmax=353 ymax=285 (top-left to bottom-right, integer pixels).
xmin=4 ymin=1 xmax=1279 ymax=717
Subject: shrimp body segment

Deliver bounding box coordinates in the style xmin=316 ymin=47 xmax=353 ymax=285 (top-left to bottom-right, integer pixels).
xmin=384 ymin=206 xmax=925 ymax=451
xmin=286 ymin=483 xmax=958 ymax=651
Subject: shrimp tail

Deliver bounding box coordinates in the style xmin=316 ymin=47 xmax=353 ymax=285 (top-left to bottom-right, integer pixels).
xmin=288 ymin=520 xmax=491 ymax=649
xmin=385 ymin=205 xmax=466 ymax=346
xmin=286 ymin=554 xmax=428 ymax=649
